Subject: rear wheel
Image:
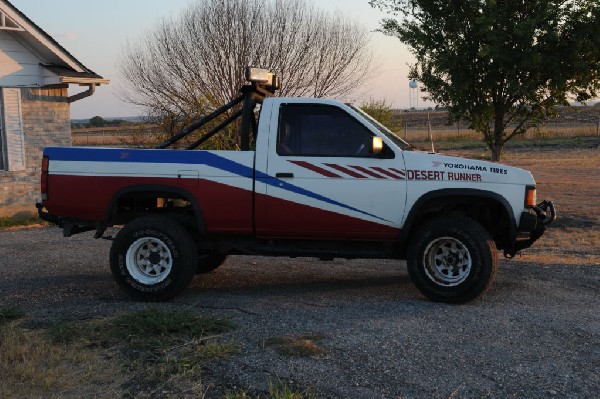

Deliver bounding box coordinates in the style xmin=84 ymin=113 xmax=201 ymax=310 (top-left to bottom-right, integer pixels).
xmin=110 ymin=216 xmax=197 ymax=301
xmin=407 ymin=216 xmax=498 ymax=303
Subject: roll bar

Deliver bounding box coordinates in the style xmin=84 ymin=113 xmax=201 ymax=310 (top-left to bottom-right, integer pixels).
xmin=156 ymin=67 xmax=279 ymax=150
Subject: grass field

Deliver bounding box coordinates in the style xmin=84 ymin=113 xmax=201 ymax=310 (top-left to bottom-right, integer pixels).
xmin=0 ymin=308 xmax=238 ymax=398
xmin=399 ymin=124 xmax=600 ymax=143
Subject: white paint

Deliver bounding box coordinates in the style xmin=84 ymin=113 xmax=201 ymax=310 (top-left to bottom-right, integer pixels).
xmin=0 ymin=30 xmax=43 ymax=87
xmin=2 ymin=87 xmax=25 ymax=171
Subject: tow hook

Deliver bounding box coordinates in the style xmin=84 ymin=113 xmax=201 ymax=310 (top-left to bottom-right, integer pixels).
xmin=504 ymin=200 xmax=557 ymax=259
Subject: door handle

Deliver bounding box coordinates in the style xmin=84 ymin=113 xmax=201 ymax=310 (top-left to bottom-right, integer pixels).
xmin=275 ymin=173 xmax=294 ymax=178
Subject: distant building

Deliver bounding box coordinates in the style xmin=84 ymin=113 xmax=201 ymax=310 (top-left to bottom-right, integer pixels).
xmin=0 ymin=0 xmax=108 ymax=217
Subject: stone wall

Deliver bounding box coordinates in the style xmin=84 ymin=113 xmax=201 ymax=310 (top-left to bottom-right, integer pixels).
xmin=0 ymin=86 xmax=71 ymax=218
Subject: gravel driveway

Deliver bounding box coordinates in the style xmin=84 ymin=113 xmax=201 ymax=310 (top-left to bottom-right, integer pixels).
xmin=1 ymin=226 xmax=598 ymax=398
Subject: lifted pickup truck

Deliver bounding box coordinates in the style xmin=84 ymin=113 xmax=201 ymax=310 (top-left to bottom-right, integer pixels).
xmin=37 ymin=67 xmax=555 ymax=303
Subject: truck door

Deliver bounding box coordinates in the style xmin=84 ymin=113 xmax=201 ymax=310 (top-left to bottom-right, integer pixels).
xmin=255 ymin=101 xmax=406 ymax=240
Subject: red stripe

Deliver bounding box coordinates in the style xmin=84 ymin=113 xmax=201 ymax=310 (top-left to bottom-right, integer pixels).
xmin=46 ymin=174 xmax=401 ymax=241
xmin=390 ymin=168 xmax=406 ymax=176
xmin=325 ymin=164 xmax=368 ymax=178
xmin=348 ymin=165 xmax=387 ymax=179
xmin=45 ymin=175 xmax=254 ymax=234
xmin=290 ymin=161 xmax=341 ymax=178
xmin=372 ymin=167 xmax=405 ymax=180
xmin=255 ymin=192 xmax=400 ymax=240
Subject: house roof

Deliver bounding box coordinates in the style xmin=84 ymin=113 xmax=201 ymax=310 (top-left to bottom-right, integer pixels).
xmin=0 ymin=0 xmax=109 ymax=85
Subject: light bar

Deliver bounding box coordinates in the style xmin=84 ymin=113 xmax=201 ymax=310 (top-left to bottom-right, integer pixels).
xmin=246 ymin=67 xmax=271 ymax=83
xmin=245 ymin=66 xmax=280 ymax=92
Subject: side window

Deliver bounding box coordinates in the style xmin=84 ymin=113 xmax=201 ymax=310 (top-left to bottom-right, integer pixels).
xmin=277 ymin=104 xmax=375 ymax=157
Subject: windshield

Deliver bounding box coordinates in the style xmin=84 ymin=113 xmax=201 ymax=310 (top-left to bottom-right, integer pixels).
xmin=348 ymin=105 xmax=413 ymax=151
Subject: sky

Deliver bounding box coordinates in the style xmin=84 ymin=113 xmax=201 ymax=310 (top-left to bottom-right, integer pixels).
xmin=10 ymin=0 xmax=428 ymax=119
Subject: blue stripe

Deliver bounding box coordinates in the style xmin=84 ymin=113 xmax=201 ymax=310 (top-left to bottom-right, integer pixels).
xmin=45 ymin=147 xmax=253 ymax=177
xmin=46 ymin=147 xmax=390 ymax=222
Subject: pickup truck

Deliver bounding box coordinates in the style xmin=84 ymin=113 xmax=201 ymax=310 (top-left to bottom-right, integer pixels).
xmin=37 ymin=67 xmax=555 ymax=303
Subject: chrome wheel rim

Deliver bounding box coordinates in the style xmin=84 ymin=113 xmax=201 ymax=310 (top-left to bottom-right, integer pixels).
xmin=423 ymin=237 xmax=472 ymax=286
xmin=126 ymin=237 xmax=173 ymax=285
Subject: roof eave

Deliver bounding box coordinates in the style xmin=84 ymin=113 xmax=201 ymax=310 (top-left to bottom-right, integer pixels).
xmin=60 ymin=76 xmax=110 ymax=85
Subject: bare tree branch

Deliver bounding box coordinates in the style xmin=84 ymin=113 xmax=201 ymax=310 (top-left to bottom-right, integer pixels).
xmin=118 ymin=0 xmax=374 ymax=148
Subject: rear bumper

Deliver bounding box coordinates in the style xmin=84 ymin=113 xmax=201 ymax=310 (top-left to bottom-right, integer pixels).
xmin=36 ymin=202 xmax=61 ymax=225
xmin=36 ymin=202 xmax=97 ymax=237
xmin=505 ymin=200 xmax=556 ymax=257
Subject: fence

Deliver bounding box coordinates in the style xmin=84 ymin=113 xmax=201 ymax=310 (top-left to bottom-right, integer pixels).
xmin=72 ymin=126 xmax=161 ymax=147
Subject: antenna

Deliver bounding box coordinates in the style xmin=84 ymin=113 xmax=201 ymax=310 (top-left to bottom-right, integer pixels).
xmin=427 ymin=112 xmax=435 ymax=154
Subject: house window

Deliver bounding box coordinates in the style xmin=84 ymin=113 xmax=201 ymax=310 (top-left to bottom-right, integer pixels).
xmin=277 ymin=104 xmax=375 ymax=157
xmin=0 ymin=88 xmax=26 ymax=171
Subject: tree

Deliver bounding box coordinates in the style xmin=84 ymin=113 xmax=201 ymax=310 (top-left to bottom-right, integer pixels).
xmin=370 ymin=0 xmax=600 ymax=160
xmin=119 ymin=0 xmax=373 ymax=149
xmin=89 ymin=116 xmax=107 ymax=127
xmin=360 ymin=98 xmax=403 ymax=132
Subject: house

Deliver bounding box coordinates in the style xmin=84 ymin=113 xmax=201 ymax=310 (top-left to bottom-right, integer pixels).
xmin=0 ymin=0 xmax=108 ymax=218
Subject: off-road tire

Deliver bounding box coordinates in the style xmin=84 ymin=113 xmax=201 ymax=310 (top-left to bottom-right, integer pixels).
xmin=109 ymin=216 xmax=198 ymax=301
xmin=196 ymin=252 xmax=227 ymax=274
xmin=407 ymin=215 xmax=498 ymax=304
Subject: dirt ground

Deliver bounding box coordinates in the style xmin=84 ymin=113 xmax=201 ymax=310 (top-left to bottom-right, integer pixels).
xmin=1 ymin=147 xmax=598 ymax=398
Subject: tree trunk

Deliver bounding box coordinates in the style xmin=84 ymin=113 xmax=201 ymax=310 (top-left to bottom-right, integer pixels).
xmin=490 ymin=106 xmax=506 ymax=161
xmin=490 ymin=144 xmax=503 ymax=161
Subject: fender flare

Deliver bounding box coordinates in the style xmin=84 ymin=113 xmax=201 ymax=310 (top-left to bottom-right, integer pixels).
xmin=400 ymin=188 xmax=517 ymax=244
xmin=104 ymin=184 xmax=206 ymax=234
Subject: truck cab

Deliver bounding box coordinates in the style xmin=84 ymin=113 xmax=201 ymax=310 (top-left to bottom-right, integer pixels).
xmin=254 ymin=97 xmax=406 ymax=240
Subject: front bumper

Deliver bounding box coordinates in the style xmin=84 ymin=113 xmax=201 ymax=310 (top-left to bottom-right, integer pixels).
xmin=505 ymin=200 xmax=556 ymax=257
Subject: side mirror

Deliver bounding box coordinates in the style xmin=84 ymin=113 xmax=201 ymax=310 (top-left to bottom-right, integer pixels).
xmin=371 ymin=136 xmax=383 ymax=155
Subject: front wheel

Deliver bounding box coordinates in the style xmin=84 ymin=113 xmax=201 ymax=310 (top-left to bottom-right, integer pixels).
xmin=109 ymin=216 xmax=198 ymax=301
xmin=407 ymin=216 xmax=498 ymax=303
